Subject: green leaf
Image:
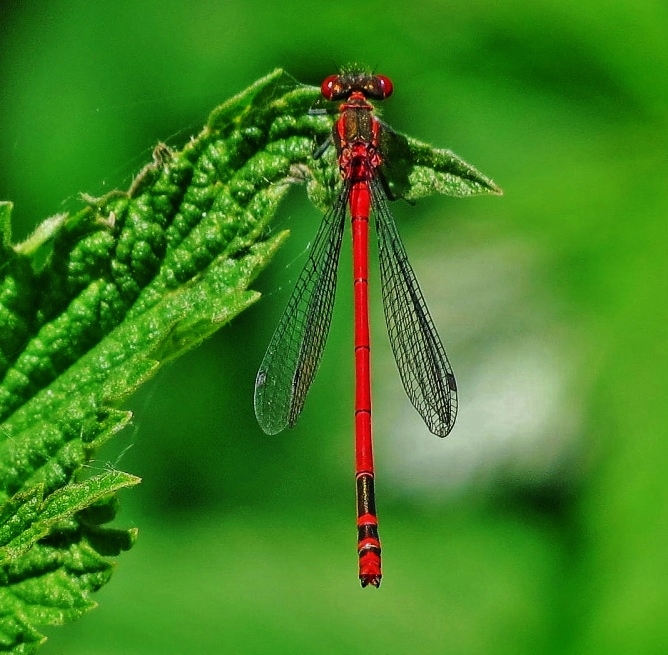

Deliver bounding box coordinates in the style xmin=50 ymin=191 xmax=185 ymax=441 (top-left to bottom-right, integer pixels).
xmin=0 ymin=68 xmax=501 ymax=652
xmin=0 ymin=473 xmax=138 ymax=648
xmin=0 ymin=202 xmax=13 ymax=253
xmin=0 ymin=471 xmax=140 ymax=564
xmin=381 ymin=130 xmax=503 ymax=201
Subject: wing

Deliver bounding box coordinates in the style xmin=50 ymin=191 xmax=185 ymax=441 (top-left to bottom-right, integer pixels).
xmin=254 ymin=187 xmax=348 ymax=435
xmin=372 ymin=180 xmax=457 ymax=437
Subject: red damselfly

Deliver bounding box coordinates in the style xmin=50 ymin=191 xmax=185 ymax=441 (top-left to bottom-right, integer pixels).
xmin=254 ymin=71 xmax=457 ymax=588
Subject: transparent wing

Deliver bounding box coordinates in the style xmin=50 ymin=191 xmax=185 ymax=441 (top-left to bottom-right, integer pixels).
xmin=254 ymin=187 xmax=348 ymax=434
xmin=372 ymin=180 xmax=457 ymax=437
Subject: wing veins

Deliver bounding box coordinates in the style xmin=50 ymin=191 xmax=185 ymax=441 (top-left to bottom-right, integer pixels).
xmin=254 ymin=187 xmax=348 ymax=434
xmin=372 ymin=181 xmax=457 ymax=437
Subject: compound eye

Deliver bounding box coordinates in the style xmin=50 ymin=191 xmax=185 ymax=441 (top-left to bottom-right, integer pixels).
xmin=375 ymin=75 xmax=394 ymax=99
xmin=321 ymin=75 xmax=342 ymax=100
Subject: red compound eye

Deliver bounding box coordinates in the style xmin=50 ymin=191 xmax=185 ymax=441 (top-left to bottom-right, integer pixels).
xmin=374 ymin=75 xmax=394 ymax=99
xmin=360 ymin=75 xmax=394 ymax=100
xmin=321 ymin=75 xmax=342 ymax=100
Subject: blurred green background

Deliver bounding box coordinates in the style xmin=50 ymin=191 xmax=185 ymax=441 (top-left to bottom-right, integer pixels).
xmin=1 ymin=0 xmax=666 ymax=653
